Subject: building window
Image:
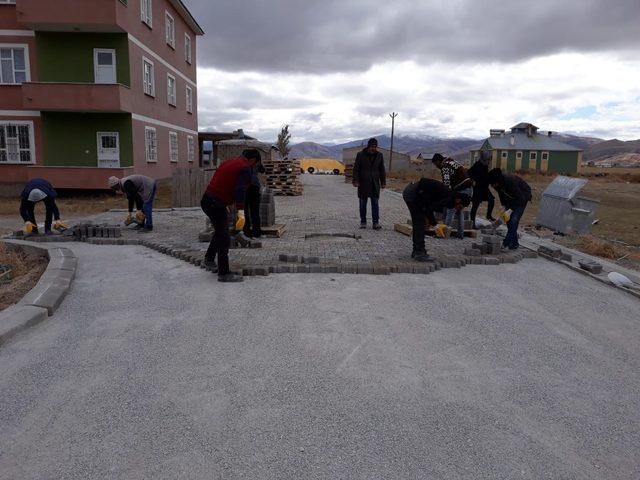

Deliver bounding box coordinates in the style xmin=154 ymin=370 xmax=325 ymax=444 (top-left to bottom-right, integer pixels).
xmin=140 ymin=0 xmax=152 ymax=27
xmin=187 ymin=135 xmax=195 ymax=162
xmin=501 ymin=151 xmax=508 ymax=160
xmin=542 ymin=152 xmax=549 ymax=161
xmin=165 ymin=12 xmax=175 ymax=49
xmin=142 ymin=58 xmax=155 ymax=97
xmin=530 ymin=152 xmax=538 ymax=161
xmin=169 ymin=131 xmax=178 ymax=163
xmin=167 ymin=74 xmax=176 ymax=106
xmin=145 ymin=127 xmax=157 ymax=163
xmin=0 ymin=0 xmax=17 ymax=4
xmin=0 ymin=122 xmax=35 ymax=164
xmin=516 ymin=151 xmax=523 ymax=160
xmin=0 ymin=45 xmax=29 ymax=84
xmin=185 ymin=34 xmax=192 ymax=64
xmin=186 ymin=85 xmax=193 ymax=113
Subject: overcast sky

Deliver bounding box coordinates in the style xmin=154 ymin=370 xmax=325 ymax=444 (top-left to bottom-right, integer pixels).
xmin=184 ymin=0 xmax=640 ymax=144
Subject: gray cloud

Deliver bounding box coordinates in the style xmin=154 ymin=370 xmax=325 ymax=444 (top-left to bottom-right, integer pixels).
xmin=184 ymin=0 xmax=640 ymax=73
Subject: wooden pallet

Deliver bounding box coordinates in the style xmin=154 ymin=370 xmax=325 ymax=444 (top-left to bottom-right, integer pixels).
xmin=394 ymin=223 xmax=478 ymax=238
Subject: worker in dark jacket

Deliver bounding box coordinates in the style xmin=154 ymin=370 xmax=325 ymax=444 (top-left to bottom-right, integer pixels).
xmin=432 ymin=154 xmax=473 ymax=239
xmin=488 ymin=168 xmax=532 ymax=250
xmin=403 ymin=178 xmax=471 ymax=261
xmin=468 ymin=150 xmax=496 ymax=229
xmin=201 ymin=149 xmax=261 ymax=282
xmin=20 ymin=178 xmax=66 ymax=235
xmin=108 ymin=174 xmax=157 ymax=231
xmin=353 ymin=138 xmax=386 ymax=230
xmin=243 ymin=160 xmax=265 ymax=239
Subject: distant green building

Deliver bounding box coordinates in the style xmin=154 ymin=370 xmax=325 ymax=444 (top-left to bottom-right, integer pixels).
xmin=470 ymin=123 xmax=583 ymax=174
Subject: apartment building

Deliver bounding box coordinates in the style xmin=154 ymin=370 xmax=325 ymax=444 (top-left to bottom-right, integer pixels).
xmin=0 ymin=0 xmax=204 ymax=191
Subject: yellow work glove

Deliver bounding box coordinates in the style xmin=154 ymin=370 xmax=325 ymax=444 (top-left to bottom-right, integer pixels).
xmin=124 ymin=213 xmax=134 ymax=226
xmin=53 ymin=220 xmax=68 ymax=232
xmin=135 ymin=211 xmax=146 ymax=223
xmin=500 ymin=210 xmax=512 ymax=223
xmin=24 ymin=221 xmax=37 ymax=234
xmin=235 ymin=211 xmax=246 ymax=231
xmin=434 ymin=223 xmax=448 ymax=238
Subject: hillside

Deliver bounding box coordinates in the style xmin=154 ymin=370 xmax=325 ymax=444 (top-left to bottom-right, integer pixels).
xmin=583 ymin=139 xmax=640 ymax=161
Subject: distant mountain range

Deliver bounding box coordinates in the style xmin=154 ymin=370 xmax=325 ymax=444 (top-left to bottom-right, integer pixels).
xmin=289 ymin=133 xmax=640 ymax=167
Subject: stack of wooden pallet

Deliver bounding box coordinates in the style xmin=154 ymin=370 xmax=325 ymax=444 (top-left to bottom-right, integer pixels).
xmin=344 ymin=164 xmax=354 ymax=183
xmin=263 ymin=159 xmax=304 ymax=196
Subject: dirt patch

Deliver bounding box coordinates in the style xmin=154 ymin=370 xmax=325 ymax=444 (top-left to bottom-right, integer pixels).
xmin=0 ymin=242 xmax=48 ymax=311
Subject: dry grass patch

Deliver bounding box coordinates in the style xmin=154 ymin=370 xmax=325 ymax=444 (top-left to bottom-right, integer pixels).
xmin=0 ymin=242 xmax=48 ymax=310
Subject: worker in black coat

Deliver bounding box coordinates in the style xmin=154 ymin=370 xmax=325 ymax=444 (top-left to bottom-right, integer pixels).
xmin=403 ymin=178 xmax=471 ymax=261
xmin=488 ymin=168 xmax=532 ymax=250
xmin=352 ymin=138 xmax=386 ymax=230
xmin=19 ymin=178 xmax=66 ymax=235
xmin=468 ymin=150 xmax=496 ymax=228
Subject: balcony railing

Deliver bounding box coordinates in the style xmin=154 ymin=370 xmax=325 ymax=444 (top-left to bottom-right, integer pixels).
xmin=16 ymin=0 xmax=126 ymax=32
xmin=22 ymin=82 xmax=133 ymax=113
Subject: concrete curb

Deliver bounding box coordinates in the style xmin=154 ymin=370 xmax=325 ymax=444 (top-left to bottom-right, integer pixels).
xmin=0 ymin=241 xmax=78 ymax=347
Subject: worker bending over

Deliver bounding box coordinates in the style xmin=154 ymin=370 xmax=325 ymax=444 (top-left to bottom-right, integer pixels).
xmin=487 ymin=168 xmax=532 ymax=250
xmin=432 ymin=154 xmax=473 ymax=239
xmin=468 ymin=150 xmax=496 ymax=229
xmin=201 ymin=149 xmax=261 ymax=283
xmin=20 ymin=178 xmax=67 ymax=235
xmin=108 ymin=174 xmax=157 ymax=232
xmin=403 ymin=178 xmax=471 ymax=261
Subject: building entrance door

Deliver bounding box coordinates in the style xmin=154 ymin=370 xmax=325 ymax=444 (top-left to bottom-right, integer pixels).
xmin=94 ymin=49 xmax=116 ymax=84
xmin=97 ymin=132 xmax=120 ymax=168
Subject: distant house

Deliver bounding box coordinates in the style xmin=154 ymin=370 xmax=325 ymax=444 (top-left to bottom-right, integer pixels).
xmin=342 ymin=146 xmax=411 ymax=172
xmin=470 ymin=123 xmax=583 ymax=174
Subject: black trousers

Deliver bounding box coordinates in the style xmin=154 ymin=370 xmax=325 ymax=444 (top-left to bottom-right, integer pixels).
xmin=243 ymin=185 xmax=262 ymax=237
xmin=201 ymin=194 xmax=230 ymax=275
xmin=470 ymin=187 xmax=495 ymax=226
xmin=404 ymin=197 xmax=426 ymax=253
xmin=20 ymin=198 xmax=60 ymax=233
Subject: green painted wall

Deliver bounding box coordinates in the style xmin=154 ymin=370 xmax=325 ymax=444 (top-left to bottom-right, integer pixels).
xmin=549 ymin=151 xmax=580 ymax=174
xmin=36 ymin=32 xmax=130 ymax=86
xmin=42 ymin=113 xmax=133 ymax=167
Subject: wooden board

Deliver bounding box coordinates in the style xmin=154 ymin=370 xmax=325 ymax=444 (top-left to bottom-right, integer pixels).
xmin=261 ymin=224 xmax=286 ymax=238
xmin=394 ymin=223 xmax=478 ymax=238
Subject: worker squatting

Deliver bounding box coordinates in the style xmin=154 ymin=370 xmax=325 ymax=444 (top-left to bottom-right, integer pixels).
xmin=18 ymin=145 xmax=531 ymax=283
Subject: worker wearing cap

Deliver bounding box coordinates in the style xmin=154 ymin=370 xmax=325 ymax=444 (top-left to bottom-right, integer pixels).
xmin=108 ymin=174 xmax=157 ymax=232
xmin=403 ymin=178 xmax=471 ymax=261
xmin=201 ymin=149 xmax=261 ymax=283
xmin=19 ymin=178 xmax=67 ymax=235
xmin=487 ymin=168 xmax=532 ymax=250
xmin=432 ymin=153 xmax=473 ymax=239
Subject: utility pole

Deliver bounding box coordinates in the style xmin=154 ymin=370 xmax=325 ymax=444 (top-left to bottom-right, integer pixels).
xmin=389 ymin=112 xmax=398 ymax=173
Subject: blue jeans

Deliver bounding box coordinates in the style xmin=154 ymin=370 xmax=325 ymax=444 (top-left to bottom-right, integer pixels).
xmin=445 ymin=187 xmax=472 ymax=238
xmin=504 ymin=205 xmax=526 ymax=249
xmin=359 ymin=197 xmax=379 ymax=225
xmin=142 ymin=182 xmax=157 ymax=229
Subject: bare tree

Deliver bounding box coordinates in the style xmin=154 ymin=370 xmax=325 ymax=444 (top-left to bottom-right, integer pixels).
xmin=276 ymin=125 xmax=291 ymax=159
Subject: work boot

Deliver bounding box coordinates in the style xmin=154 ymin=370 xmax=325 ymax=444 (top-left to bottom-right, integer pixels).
xmin=218 ymin=273 xmax=244 ymax=283
xmin=360 ymin=223 xmax=367 ymax=229
xmin=203 ymin=258 xmax=218 ymax=273
xmin=414 ymin=253 xmax=431 ymax=262
xmin=411 ymin=249 xmax=427 ymax=259
xmin=372 ymin=224 xmax=382 ymax=231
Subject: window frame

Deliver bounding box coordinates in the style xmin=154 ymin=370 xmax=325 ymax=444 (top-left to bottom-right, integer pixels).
xmin=530 ymin=151 xmax=538 ymax=161
xmin=185 ymin=85 xmax=193 ymax=113
xmin=0 ymin=121 xmax=36 ymax=165
xmin=187 ymin=135 xmax=195 ymax=163
xmin=142 ymin=57 xmax=155 ymax=97
xmin=0 ymin=44 xmax=30 ymax=85
xmin=144 ymin=126 xmax=157 ymax=163
xmin=169 ymin=131 xmax=179 ymax=163
xmin=541 ymin=151 xmax=549 ymax=161
xmin=167 ymin=73 xmax=177 ymax=106
xmin=501 ymin=151 xmax=508 ymax=160
xmin=140 ymin=0 xmax=153 ymax=28
xmin=184 ymin=34 xmax=192 ymax=64
xmin=165 ymin=11 xmax=176 ymax=49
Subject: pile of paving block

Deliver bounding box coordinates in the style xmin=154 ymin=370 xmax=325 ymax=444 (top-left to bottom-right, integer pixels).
xmin=263 ymin=158 xmax=304 ymax=196
xmin=67 ymin=223 xmax=122 ymax=241
xmin=466 ymin=234 xmax=503 ymax=256
xmin=260 ymin=187 xmax=276 ymax=227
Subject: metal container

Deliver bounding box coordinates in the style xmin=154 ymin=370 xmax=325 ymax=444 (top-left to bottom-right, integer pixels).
xmin=536 ymin=176 xmax=600 ymax=234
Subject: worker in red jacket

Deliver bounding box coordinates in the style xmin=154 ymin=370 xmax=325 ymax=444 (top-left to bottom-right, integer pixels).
xmin=201 ymin=149 xmax=262 ymax=282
